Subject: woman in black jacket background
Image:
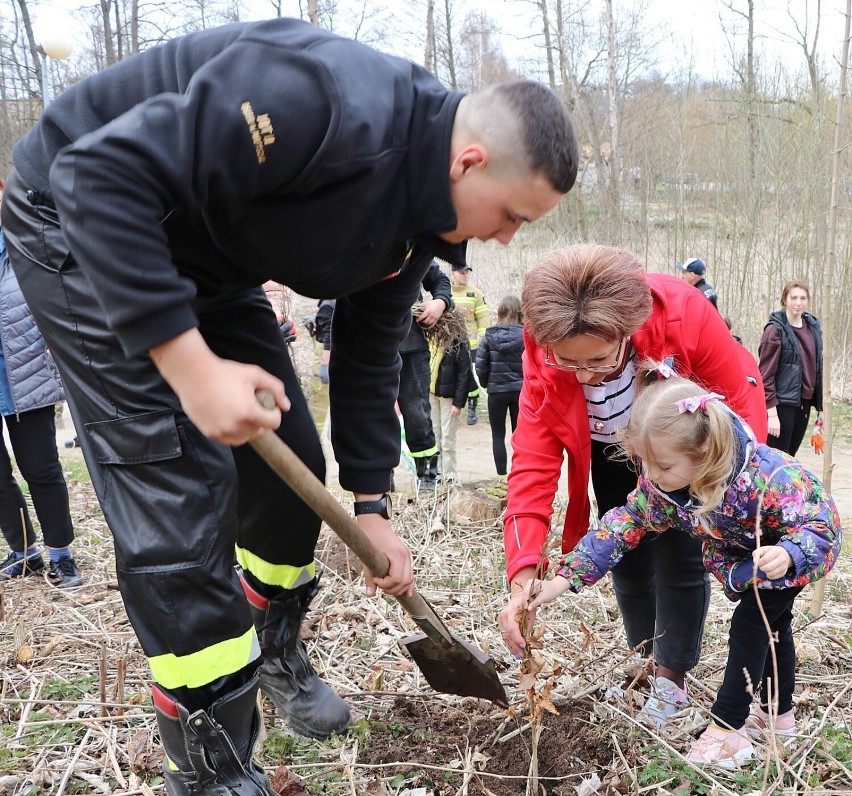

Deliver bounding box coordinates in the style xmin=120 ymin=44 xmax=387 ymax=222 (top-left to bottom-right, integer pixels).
xmin=758 ymin=279 xmax=823 ymax=455
xmin=476 ymin=295 xmax=524 ymax=475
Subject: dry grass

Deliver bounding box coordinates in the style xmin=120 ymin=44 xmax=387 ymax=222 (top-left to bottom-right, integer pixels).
xmin=1 ymin=468 xmax=851 ymax=795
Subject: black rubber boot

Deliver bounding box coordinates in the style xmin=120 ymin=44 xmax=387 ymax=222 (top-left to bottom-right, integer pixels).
xmin=467 ymin=397 xmax=478 ymax=425
xmin=414 ymin=456 xmax=436 ymax=493
xmin=424 ymin=455 xmax=439 ymax=484
xmin=242 ymin=575 xmax=350 ymax=740
xmin=153 ymin=673 xmax=274 ymax=795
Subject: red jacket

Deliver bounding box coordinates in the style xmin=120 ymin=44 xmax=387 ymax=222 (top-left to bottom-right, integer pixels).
xmin=503 ymin=273 xmax=767 ymax=582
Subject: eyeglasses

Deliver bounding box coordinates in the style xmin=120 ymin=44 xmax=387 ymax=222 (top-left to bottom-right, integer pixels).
xmin=544 ymin=337 xmax=627 ymax=373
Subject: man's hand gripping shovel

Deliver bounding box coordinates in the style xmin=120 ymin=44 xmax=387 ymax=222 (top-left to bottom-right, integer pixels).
xmin=250 ymin=392 xmax=508 ymax=707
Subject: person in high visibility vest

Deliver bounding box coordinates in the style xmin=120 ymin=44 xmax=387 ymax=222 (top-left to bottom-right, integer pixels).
xmin=450 ymin=264 xmax=489 ymax=425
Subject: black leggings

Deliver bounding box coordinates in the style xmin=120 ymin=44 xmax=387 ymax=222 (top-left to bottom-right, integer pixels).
xmin=487 ymin=390 xmax=519 ymax=475
xmin=768 ymin=400 xmax=813 ymax=456
xmin=712 ymin=586 xmax=802 ymax=729
xmin=0 ymin=405 xmax=74 ymax=551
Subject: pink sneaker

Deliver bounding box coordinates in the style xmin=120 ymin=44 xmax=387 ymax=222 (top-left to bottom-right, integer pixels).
xmin=744 ymin=705 xmax=797 ymax=740
xmin=686 ymin=724 xmax=754 ymax=769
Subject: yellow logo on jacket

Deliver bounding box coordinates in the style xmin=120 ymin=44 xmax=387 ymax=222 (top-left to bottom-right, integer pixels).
xmin=241 ymin=102 xmax=276 ymax=164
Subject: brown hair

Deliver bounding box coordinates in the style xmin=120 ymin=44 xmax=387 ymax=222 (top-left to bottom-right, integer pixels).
xmin=780 ymin=280 xmax=810 ymax=305
xmin=620 ymin=360 xmax=737 ymax=518
xmin=521 ymin=244 xmax=653 ymax=346
xmin=496 ymin=294 xmax=523 ymax=325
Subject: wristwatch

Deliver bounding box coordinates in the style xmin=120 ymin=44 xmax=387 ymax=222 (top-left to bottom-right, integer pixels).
xmin=353 ymin=493 xmax=392 ymax=520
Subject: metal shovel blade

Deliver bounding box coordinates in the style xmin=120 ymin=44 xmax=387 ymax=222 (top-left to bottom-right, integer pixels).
xmin=401 ymin=632 xmax=508 ymax=706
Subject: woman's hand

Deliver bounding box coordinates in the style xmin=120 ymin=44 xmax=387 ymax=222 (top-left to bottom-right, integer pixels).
xmin=767 ymin=408 xmax=780 ymax=438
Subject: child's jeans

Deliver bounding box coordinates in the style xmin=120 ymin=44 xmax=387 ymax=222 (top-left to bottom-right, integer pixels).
xmin=712 ymin=585 xmax=804 ymax=729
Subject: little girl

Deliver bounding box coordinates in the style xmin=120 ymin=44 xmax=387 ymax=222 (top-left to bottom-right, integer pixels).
xmin=524 ymin=360 xmax=841 ymax=768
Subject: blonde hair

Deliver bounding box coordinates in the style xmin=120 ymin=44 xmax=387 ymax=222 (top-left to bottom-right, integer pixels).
xmin=522 ymin=244 xmax=653 ymax=346
xmin=497 ymin=294 xmax=523 ymax=325
xmin=620 ymin=360 xmax=737 ymax=517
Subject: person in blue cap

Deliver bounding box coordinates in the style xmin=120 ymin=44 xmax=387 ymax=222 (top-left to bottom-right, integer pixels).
xmin=676 ymin=258 xmax=718 ymax=308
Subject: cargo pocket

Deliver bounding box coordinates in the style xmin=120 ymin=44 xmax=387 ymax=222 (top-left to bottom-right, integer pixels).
xmin=85 ymin=410 xmax=235 ymax=570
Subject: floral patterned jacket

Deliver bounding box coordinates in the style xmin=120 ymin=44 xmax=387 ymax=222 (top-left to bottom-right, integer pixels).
xmin=555 ymin=418 xmax=842 ymax=599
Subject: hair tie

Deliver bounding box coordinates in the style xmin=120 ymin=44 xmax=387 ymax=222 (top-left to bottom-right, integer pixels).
xmin=652 ymin=362 xmax=676 ymax=380
xmin=676 ymin=392 xmax=724 ymax=414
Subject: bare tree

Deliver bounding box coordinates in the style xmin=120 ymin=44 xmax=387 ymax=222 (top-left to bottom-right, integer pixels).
xmin=810 ymin=0 xmax=850 ymax=616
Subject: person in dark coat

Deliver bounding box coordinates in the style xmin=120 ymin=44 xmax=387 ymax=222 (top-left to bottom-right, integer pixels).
xmin=758 ymin=279 xmax=823 ymax=455
xmin=1 ymin=17 xmax=578 ymax=794
xmin=476 ymin=294 xmax=524 ymax=475
xmin=399 ymin=262 xmax=451 ymax=491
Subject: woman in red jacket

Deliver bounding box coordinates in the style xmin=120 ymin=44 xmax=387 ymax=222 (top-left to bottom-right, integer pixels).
xmin=499 ymin=244 xmax=766 ymax=726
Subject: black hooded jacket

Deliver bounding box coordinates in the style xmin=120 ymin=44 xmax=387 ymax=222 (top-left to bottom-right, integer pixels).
xmin=10 ymin=18 xmax=467 ymax=493
xmin=475 ymin=324 xmax=524 ymax=393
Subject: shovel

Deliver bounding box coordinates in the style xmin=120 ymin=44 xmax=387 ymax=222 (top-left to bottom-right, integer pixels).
xmin=249 ymin=396 xmax=508 ymax=707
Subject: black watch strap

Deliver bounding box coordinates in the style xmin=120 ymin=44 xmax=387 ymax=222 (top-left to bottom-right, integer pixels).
xmin=353 ymin=493 xmax=391 ymax=519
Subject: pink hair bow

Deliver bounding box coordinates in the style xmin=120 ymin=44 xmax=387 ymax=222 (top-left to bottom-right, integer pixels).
xmin=653 ymin=362 xmax=676 ymax=380
xmin=676 ymin=392 xmax=724 ymax=414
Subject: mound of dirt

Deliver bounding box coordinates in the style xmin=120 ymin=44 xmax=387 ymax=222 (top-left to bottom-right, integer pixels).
xmin=357 ymin=696 xmax=615 ymax=795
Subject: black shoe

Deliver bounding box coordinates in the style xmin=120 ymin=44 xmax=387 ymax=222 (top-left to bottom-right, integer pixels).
xmin=48 ymin=556 xmax=83 ymax=588
xmin=467 ymin=406 xmax=478 ymax=425
xmin=0 ymin=549 xmax=45 ymax=579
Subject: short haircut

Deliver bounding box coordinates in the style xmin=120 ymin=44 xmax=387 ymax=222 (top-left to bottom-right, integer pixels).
xmin=780 ymin=279 xmax=810 ymax=305
xmin=497 ymin=294 xmax=523 ymax=325
xmin=458 ymin=81 xmax=578 ymax=193
xmin=621 ymin=360 xmax=737 ymax=518
xmin=522 ymin=244 xmax=653 ymax=346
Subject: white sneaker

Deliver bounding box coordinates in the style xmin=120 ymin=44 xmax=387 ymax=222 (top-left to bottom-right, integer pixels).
xmin=637 ymin=676 xmax=689 ymax=728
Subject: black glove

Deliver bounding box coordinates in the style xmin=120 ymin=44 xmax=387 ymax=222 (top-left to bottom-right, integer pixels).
xmin=279 ymin=319 xmax=297 ymax=344
xmin=301 ymin=317 xmax=316 ymax=338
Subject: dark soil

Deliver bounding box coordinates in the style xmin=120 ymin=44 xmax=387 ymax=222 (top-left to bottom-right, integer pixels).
xmin=358 ymin=695 xmax=617 ymax=795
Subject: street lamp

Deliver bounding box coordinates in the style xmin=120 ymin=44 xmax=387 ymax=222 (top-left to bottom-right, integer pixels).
xmin=36 ymin=23 xmax=74 ymax=107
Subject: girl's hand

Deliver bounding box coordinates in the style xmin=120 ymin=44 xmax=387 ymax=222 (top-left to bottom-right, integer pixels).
xmin=524 ymin=576 xmax=571 ymax=611
xmin=753 ymin=546 xmax=793 ymax=581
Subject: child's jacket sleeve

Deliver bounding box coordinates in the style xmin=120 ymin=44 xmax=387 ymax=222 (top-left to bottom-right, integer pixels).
xmin=555 ymin=486 xmax=662 ymax=591
xmin=715 ymin=462 xmax=842 ymax=595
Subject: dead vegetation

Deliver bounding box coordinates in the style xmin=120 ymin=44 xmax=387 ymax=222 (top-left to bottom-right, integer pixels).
xmin=1 ymin=474 xmax=851 ymax=795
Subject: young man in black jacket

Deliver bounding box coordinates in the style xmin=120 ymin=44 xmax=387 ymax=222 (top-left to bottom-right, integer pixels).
xmin=2 ymin=18 xmax=577 ymax=795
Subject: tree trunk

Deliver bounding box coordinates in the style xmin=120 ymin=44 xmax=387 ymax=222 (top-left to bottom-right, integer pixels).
xmin=14 ymin=0 xmax=42 ymax=101
xmin=443 ymin=0 xmax=457 ymax=89
xmin=810 ymin=0 xmax=850 ymax=617
xmin=100 ymin=0 xmax=117 ymax=66
xmin=425 ymin=0 xmax=436 ymax=73
xmin=605 ymin=0 xmax=621 ymax=240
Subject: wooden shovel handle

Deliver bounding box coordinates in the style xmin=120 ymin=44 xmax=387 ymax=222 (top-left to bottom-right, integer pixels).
xmin=249 ymin=403 xmax=453 ymax=645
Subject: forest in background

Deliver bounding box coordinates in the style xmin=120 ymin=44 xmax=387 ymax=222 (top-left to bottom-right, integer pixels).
xmin=0 ymin=0 xmax=850 ymax=390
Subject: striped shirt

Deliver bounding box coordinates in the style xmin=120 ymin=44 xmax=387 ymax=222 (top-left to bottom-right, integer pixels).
xmin=583 ymin=358 xmax=638 ymax=443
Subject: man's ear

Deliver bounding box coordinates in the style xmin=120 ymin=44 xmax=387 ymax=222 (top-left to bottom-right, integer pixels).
xmin=449 ymin=144 xmax=488 ymax=182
